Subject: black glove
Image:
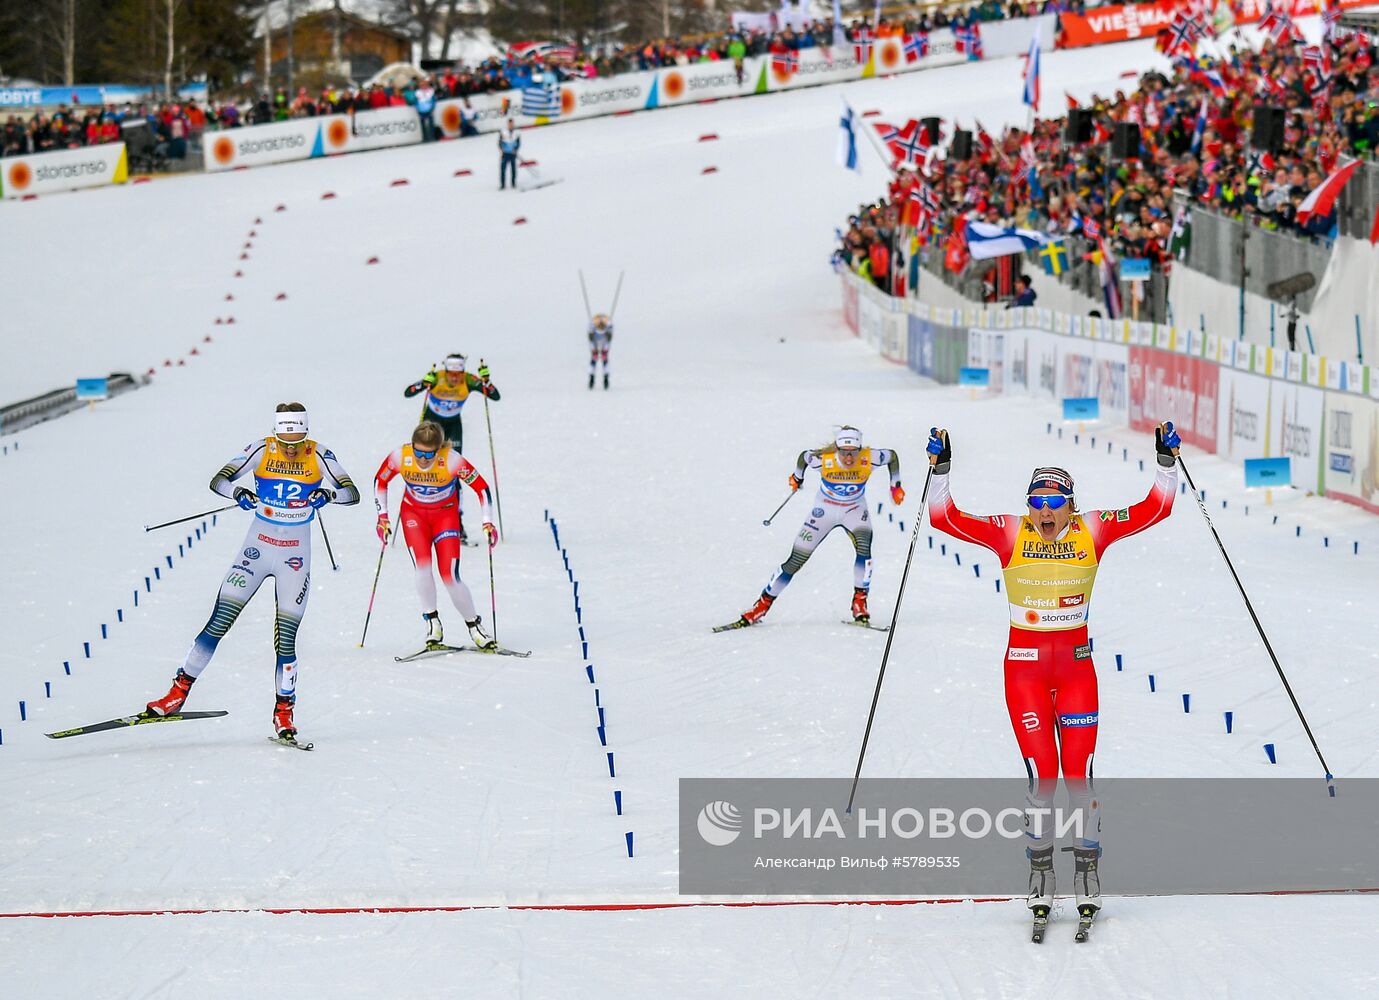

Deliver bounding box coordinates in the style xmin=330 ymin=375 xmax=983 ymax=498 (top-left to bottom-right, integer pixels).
xmin=1155 ymin=421 xmax=1181 ymax=468
xmin=234 ymin=487 xmax=258 ymax=511
xmin=308 ymin=488 xmax=334 ymax=510
xmin=926 ymin=427 xmax=952 ymax=474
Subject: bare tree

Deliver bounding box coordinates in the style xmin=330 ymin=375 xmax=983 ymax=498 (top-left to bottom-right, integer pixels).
xmin=164 ymin=0 xmax=183 ymax=98
xmin=380 ymin=0 xmax=447 ymax=61
xmin=42 ymin=0 xmax=80 ymax=86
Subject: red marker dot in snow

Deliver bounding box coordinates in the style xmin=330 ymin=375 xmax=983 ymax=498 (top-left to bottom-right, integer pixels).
xmin=454 ymin=168 xmax=472 ymax=177
xmin=203 ymin=335 xmax=212 ymax=343
xmin=390 ymin=178 xmax=409 ymax=187
xmin=190 ymin=347 xmax=199 ymax=356
xmin=321 ymin=191 xmax=337 ymax=200
xmin=275 ymin=292 xmax=287 ymax=301
xmin=275 ymin=204 xmax=286 ymax=212
xmin=225 ymin=294 xmax=234 ymax=301
xmin=701 ymin=166 xmax=718 ymax=175
xmin=253 ymin=218 xmax=262 ymax=225
xmin=698 ymin=134 xmax=718 ymax=142
xmin=513 ymin=217 xmax=527 ymax=226
xmin=164 ymin=359 xmax=173 ymax=367
xmin=147 ymin=368 xmax=157 ymax=376
xmin=215 ymin=318 xmax=223 ymax=325
xmin=239 ymin=253 xmax=249 ymax=261
xmin=226 ymin=317 xmax=235 ymax=324
xmin=366 ymin=256 xmax=380 ymax=265
xmin=234 ymin=270 xmax=243 ymax=278
xmin=177 ymin=359 xmax=186 ymax=366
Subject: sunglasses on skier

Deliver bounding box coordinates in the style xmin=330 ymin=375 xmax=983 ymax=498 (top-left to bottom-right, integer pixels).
xmin=413 ymin=447 xmax=438 ymax=460
xmin=1027 ymin=495 xmax=1072 ymax=511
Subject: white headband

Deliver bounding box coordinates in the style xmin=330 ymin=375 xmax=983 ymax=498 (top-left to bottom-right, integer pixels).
xmin=444 ymin=355 xmax=467 ymax=372
xmin=835 ymin=427 xmax=863 ymax=450
xmin=275 ymin=411 xmax=308 ymax=438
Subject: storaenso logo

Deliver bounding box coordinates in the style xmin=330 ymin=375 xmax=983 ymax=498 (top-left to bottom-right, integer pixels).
xmin=356 ymin=118 xmax=419 ymax=138
xmin=36 ymin=159 xmax=108 ymax=181
xmin=1233 ymin=404 xmax=1259 ymax=441
xmin=793 ymin=55 xmax=861 ymax=77
xmin=578 ymin=85 xmax=641 ymax=106
xmin=689 ymin=72 xmax=742 ymax=90
xmin=239 ymin=134 xmax=307 ymax=156
xmin=697 ymin=801 xmax=743 ymax=846
xmin=1282 ymin=417 xmax=1312 ymax=457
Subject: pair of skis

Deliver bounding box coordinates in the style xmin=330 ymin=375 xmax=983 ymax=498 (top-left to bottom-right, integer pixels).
xmin=1031 ymin=904 xmax=1098 ymax=944
xmin=395 ymin=640 xmax=532 ymax=662
xmin=45 ymin=710 xmax=316 ymax=750
xmin=712 ymin=618 xmax=889 ymax=634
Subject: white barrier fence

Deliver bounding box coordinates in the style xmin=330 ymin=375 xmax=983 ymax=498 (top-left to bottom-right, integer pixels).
xmin=842 ymin=270 xmax=1379 ymax=513
xmin=1 ymin=142 xmax=128 ymax=198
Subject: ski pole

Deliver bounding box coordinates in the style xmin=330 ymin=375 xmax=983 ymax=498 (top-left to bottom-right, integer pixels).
xmin=578 ymin=270 xmax=593 ymax=323
xmin=317 ymin=511 xmax=339 ymax=572
xmin=359 ymin=538 xmax=388 ymax=648
xmin=144 ymin=503 xmax=238 ymax=532
xmin=762 ymin=490 xmax=798 ymax=526
xmin=480 ymin=358 xmax=505 ymax=539
xmin=608 ymin=269 xmax=626 ymax=319
xmin=845 ymin=464 xmax=935 ymax=814
xmin=487 ymin=537 xmax=498 ymax=644
xmin=1177 ymin=453 xmax=1336 ymax=797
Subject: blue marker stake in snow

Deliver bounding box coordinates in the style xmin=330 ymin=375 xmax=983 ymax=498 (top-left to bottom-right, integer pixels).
xmin=1354 ymin=542 xmax=1360 ymax=555
xmin=1089 ymin=637 xmax=1094 ymax=652
xmin=899 ymin=521 xmax=905 ymax=532
xmin=578 ymin=626 xmax=585 ymax=642
xmin=196 ymin=527 xmax=202 ymax=540
xmin=19 ymin=701 xmax=26 ymax=721
xmin=1139 ymin=459 xmax=1144 ymax=472
xmin=594 ymin=688 xmax=600 ymax=706
xmin=928 ymin=536 xmax=933 ymax=549
xmin=134 ymin=590 xmax=139 ymax=606
xmin=607 ymin=752 xmax=616 ymax=777
xmin=1182 ymin=694 xmax=1190 ymax=713
xmin=1074 ymin=434 xmax=1079 ymax=445
xmin=178 ymin=544 xmax=184 ymax=558
xmin=888 ymin=512 xmax=893 ymax=523
xmin=625 ymin=831 xmax=634 ymax=857
xmin=1224 ymin=711 xmax=1233 ymax=734
xmin=117 ymin=609 xmax=123 ymax=623
xmin=1180 ymin=481 xmax=1186 ymax=495
xmin=1296 ymin=525 xmax=1301 ymax=538
xmin=940 ymin=544 xmax=946 ymax=557
xmin=995 ymin=579 xmax=1001 ymax=593
xmin=1123 ymin=448 xmax=1128 ymax=462
xmin=614 ymin=790 xmax=623 ymax=815
xmin=586 ymin=665 xmax=595 ymax=683
xmin=1264 ymin=743 xmax=1277 ymax=764
xmin=597 ymin=725 xmax=606 ymax=747
xmin=973 ymin=564 xmax=980 ymax=578
xmin=1058 ymin=428 xmax=1063 ymax=439
xmin=45 ymin=682 xmax=51 ymax=698
xmin=1148 ymin=674 xmax=1156 ymax=693
xmin=63 ymin=661 xmax=71 ymax=676
xmin=165 ymin=555 xmax=173 ymax=569
xmin=212 ymin=513 xmax=217 ymax=526
xmin=186 ymin=535 xmax=193 ymax=549
xmin=83 ymin=642 xmax=90 ymax=658
xmin=1272 ymin=515 xmax=1279 ymax=525
xmin=1221 ymin=500 xmax=1227 ymax=509
xmin=544 ymin=508 xmax=549 ymax=522
xmin=145 ymin=576 xmax=151 ymax=592
xmin=582 ymin=641 xmax=588 ymax=659
xmin=877 ymin=502 xmax=883 ymax=514
xmin=954 ymin=552 xmax=961 ymax=567
xmin=1047 ymin=422 xmax=1052 ymax=434
xmin=1115 ymin=654 xmax=1123 ymax=672
xmin=597 ymin=706 xmax=605 ymax=727
xmin=101 ymin=624 xmax=107 ymax=639
xmin=0 ymin=729 xmax=4 ymax=745
xmin=1091 ymin=437 xmax=1096 ymax=449
xmin=1324 ymin=537 xmax=1329 ymax=548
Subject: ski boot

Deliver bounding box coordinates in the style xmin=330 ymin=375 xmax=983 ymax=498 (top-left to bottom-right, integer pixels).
xmin=603 ymin=372 xmax=610 ymax=390
xmin=1027 ymin=845 xmax=1055 ymax=942
xmin=273 ymin=695 xmax=297 ymax=739
xmin=738 ymin=592 xmax=775 ymax=626
xmin=424 ymin=610 xmax=444 ymax=646
xmin=1071 ymin=846 xmax=1101 ymax=940
xmin=589 ymin=373 xmax=596 ymax=390
xmin=851 ymin=587 xmax=870 ymax=624
xmin=466 ymin=616 xmax=497 ymax=651
xmin=145 ymin=670 xmax=195 ymax=717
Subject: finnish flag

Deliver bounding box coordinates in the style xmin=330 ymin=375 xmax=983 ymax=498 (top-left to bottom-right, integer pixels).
xmin=522 ymin=75 xmax=561 ymax=118
xmin=966 ymin=220 xmax=1049 ymax=260
xmin=838 ymin=102 xmax=859 ymax=172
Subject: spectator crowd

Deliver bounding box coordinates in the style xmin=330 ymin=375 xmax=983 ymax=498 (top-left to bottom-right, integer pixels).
xmin=2 ymin=1 xmax=1061 ymax=159
xmin=838 ymin=24 xmax=1379 ymax=301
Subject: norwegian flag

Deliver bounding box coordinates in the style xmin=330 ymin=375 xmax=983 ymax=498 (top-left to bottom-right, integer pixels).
xmin=1322 ymin=0 xmax=1342 ymax=42
xmin=1018 ymin=136 xmax=1038 ymax=174
xmin=974 ymin=119 xmax=995 ymax=156
xmin=771 ymin=51 xmax=798 ymax=77
xmin=955 ymin=22 xmax=983 ymax=60
xmin=1082 ymin=215 xmax=1101 ymax=241
xmin=854 ymin=25 xmax=875 ymax=65
xmin=903 ymin=31 xmax=930 ymax=63
xmin=1246 ymin=149 xmax=1276 ymax=176
xmin=1259 ymin=4 xmax=1301 ymax=45
xmin=1302 ymin=45 xmax=1331 ymax=76
xmin=1161 ymin=12 xmax=1205 ymax=57
xmin=871 ymin=120 xmax=907 ymax=145
xmin=889 ymin=120 xmax=932 ymax=166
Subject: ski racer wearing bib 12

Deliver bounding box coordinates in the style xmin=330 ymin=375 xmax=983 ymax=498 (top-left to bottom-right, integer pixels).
xmin=924 ymin=421 xmax=1180 ymax=925
xmin=374 ymin=421 xmax=498 ymax=650
xmin=145 ymin=403 xmax=359 ymax=741
xmin=733 ymin=426 xmax=903 ymax=628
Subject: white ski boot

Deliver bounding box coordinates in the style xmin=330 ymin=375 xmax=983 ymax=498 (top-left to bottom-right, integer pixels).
xmin=1027 ymin=846 xmax=1055 ymax=943
xmin=424 ymin=611 xmax=444 ymax=646
xmin=467 ymin=616 xmax=497 ymax=651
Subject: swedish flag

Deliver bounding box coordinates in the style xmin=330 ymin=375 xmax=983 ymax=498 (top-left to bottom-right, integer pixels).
xmin=1039 ymin=240 xmax=1069 ymax=276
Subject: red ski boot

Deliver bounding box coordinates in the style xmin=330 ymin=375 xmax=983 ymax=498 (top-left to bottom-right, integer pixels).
xmin=851 ymin=588 xmax=870 ymax=624
xmin=273 ymin=696 xmax=297 ymax=738
xmin=739 ymin=592 xmax=775 ymax=626
xmin=145 ymin=670 xmax=195 ymax=717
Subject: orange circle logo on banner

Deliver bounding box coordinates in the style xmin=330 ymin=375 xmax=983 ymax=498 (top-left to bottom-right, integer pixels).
xmin=213 ymin=136 xmax=235 ymax=165
xmin=326 ymin=119 xmax=349 ymax=148
xmin=560 ymin=88 xmax=576 ymax=115
xmin=664 ymin=71 xmax=685 ymax=100
xmin=8 ymin=161 xmax=32 ymax=191
xmin=441 ymin=105 xmax=461 ymax=132
xmin=771 ymin=65 xmax=792 ymax=85
xmin=881 ymin=40 xmax=901 ymax=69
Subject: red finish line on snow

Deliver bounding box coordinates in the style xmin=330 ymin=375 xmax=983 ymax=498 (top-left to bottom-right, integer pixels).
xmin=1 ymin=898 xmax=1015 ymax=920
xmin=5 ymin=889 xmax=1377 ymax=920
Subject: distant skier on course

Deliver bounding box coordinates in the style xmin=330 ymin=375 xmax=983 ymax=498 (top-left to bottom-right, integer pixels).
xmin=588 ymin=313 xmax=613 ymax=389
xmin=725 ymin=426 xmax=902 ymax=629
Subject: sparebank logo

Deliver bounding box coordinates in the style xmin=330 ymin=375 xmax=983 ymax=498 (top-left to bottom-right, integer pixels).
xmin=697 ymin=800 xmax=743 ymax=846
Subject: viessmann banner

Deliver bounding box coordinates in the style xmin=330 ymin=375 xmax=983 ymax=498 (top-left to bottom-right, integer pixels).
xmin=1060 ymin=0 xmax=1379 ymax=48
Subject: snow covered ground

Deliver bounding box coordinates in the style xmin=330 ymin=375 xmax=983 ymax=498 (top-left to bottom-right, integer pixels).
xmin=3 ymin=32 xmax=1378 ymax=998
